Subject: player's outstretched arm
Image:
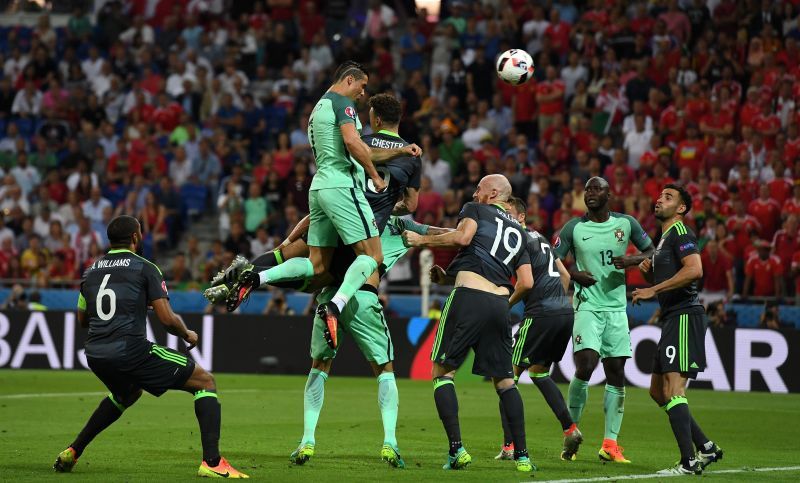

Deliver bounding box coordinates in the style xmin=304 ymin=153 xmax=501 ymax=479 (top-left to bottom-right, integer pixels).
xmin=508 ymin=263 xmax=534 ymax=306
xmin=371 ymin=143 xmax=422 ymax=164
xmin=402 ymin=217 xmax=477 ymax=248
xmin=151 ymin=298 xmax=198 ymax=349
xmin=612 ymin=244 xmax=655 ymax=269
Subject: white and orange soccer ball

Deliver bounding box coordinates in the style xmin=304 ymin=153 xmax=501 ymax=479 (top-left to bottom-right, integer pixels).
xmin=495 ymin=49 xmax=535 ymax=85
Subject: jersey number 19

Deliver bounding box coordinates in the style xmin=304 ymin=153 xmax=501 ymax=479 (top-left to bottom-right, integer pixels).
xmin=490 ymin=217 xmax=523 ymax=264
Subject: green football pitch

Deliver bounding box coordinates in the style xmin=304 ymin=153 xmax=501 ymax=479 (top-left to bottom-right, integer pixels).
xmin=1 ymin=370 xmax=799 ymax=482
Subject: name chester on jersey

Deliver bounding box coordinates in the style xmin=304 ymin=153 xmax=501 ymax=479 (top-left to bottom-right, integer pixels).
xmin=370 ymin=138 xmax=405 ymax=149
xmin=91 ymin=258 xmax=131 ymax=269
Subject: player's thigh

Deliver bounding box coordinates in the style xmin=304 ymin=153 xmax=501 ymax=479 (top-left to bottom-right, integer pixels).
xmin=345 ymin=289 xmax=393 ymax=365
xmin=182 ymin=364 xmax=216 ymax=392
xmin=472 ymin=292 xmax=515 ymax=379
xmin=351 ymin=235 xmax=383 ymax=262
xmin=319 ymin=187 xmax=379 ymax=246
xmin=572 ymin=310 xmax=604 ymax=354
xmin=430 ymin=288 xmax=484 ymax=370
xmin=309 ymin=288 xmax=340 ymax=361
xmin=307 ymin=190 xmax=339 ymax=248
xmin=599 ymin=311 xmax=632 ymax=359
xmin=512 ymin=316 xmax=535 ymax=368
xmin=130 ymin=343 xmax=196 ymax=397
xmin=378 ymin=230 xmax=407 ymax=273
xmin=278 ymin=238 xmax=309 ymax=261
xmin=87 ymin=357 xmax=141 ymax=403
xmin=657 ymin=311 xmax=707 ymax=377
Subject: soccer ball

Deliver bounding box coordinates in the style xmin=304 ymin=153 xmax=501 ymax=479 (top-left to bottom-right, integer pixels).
xmin=496 ymin=49 xmax=535 ymax=85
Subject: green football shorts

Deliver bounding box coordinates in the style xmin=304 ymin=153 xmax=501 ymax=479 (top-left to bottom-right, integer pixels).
xmin=310 ymin=286 xmax=393 ymax=364
xmin=572 ymin=311 xmax=632 ymax=359
xmin=380 ymin=227 xmax=409 ymax=273
xmin=307 ymin=188 xmax=379 ymax=247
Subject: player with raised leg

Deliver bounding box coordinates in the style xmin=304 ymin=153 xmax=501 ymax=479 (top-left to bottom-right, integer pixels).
xmin=553 ymin=177 xmax=654 ymax=463
xmin=632 ymin=185 xmax=724 ymax=475
xmin=223 ymin=62 xmax=420 ymax=350
xmin=53 ymin=216 xmax=248 ymax=478
xmin=494 ymin=197 xmax=583 ymax=462
xmin=403 ymin=175 xmax=535 ymax=473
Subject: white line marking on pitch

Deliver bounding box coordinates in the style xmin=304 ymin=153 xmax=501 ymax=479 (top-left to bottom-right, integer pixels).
xmin=530 ymin=466 xmax=800 ymax=483
xmin=0 ymin=389 xmax=260 ymax=399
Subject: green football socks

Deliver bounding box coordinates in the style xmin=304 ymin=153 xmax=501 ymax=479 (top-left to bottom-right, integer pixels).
xmin=331 ymin=255 xmax=378 ymax=311
xmin=259 ymin=258 xmax=314 ymax=286
xmin=568 ymin=377 xmax=589 ymax=423
xmin=302 ymin=368 xmax=328 ymax=445
xmin=603 ymin=384 xmax=625 ymax=441
xmin=377 ymin=372 xmax=399 ymax=448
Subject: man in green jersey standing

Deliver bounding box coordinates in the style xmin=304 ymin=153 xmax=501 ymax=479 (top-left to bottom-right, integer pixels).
xmin=225 ymin=62 xmax=420 ymax=350
xmin=553 ymin=177 xmax=654 ymax=463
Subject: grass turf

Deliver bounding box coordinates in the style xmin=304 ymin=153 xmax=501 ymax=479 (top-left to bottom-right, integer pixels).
xmin=1 ymin=370 xmax=799 ymax=482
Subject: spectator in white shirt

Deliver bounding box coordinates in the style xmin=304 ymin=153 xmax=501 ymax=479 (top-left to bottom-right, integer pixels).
xmin=9 ymin=152 xmax=41 ymax=196
xmin=3 ymin=47 xmax=29 ymax=80
xmin=12 ymin=82 xmax=42 ymax=117
xmin=623 ymin=114 xmax=653 ymax=170
xmin=81 ymin=186 xmax=112 ymax=224
xmin=561 ymin=52 xmax=588 ymax=98
xmin=0 ymin=185 xmax=29 ymax=215
xmin=169 ymin=146 xmax=193 ymax=187
xmin=461 ymin=113 xmax=492 ymax=151
xmin=91 ymin=61 xmax=113 ymax=98
xmin=119 ymin=16 xmax=155 ymax=45
xmin=292 ymin=48 xmax=323 ymax=92
xmin=81 ymin=46 xmax=104 ymax=80
xmin=250 ymin=227 xmax=274 ymax=256
xmin=33 ymin=206 xmax=63 ymax=239
xmin=309 ymin=32 xmax=334 ymax=72
xmin=622 ymin=100 xmax=654 ymax=136
xmin=422 ymin=145 xmax=452 ymax=194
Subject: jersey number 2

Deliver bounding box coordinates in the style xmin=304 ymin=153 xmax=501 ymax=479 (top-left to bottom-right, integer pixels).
xmin=539 ymin=242 xmax=560 ymax=277
xmin=490 ymin=217 xmax=523 ymax=264
xmin=97 ymin=274 xmax=117 ymax=321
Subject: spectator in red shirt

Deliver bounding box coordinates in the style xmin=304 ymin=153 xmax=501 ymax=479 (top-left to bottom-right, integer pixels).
xmin=700 ymin=239 xmax=734 ymax=304
xmin=772 ymin=215 xmax=799 ymax=273
xmin=544 ymin=8 xmax=571 ymax=57
xmin=536 ymin=66 xmax=566 ymax=135
xmin=744 ymin=240 xmax=784 ymax=298
xmin=699 ymin=97 xmax=734 ymax=141
xmin=415 ymin=176 xmax=444 ymax=225
xmin=644 ymin=160 xmax=675 ymax=202
xmin=784 ymin=184 xmax=800 ymax=217
xmin=766 ymin=159 xmax=793 ymax=205
xmin=659 ymin=93 xmax=687 ymax=147
xmin=726 ymin=199 xmax=761 ymax=258
xmin=674 ymin=123 xmax=706 ymax=177
xmin=791 ymin=250 xmax=800 ymax=302
xmin=751 ymin=102 xmax=782 ymax=150
xmin=747 ymin=184 xmax=782 ymax=239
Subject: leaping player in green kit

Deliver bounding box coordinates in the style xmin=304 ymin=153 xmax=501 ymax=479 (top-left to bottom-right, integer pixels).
xmin=553 ymin=177 xmax=654 ymax=463
xmin=223 ymin=62 xmax=420 ymax=350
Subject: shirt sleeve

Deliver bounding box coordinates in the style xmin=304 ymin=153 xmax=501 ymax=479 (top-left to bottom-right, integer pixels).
xmin=331 ymin=95 xmax=356 ymax=126
xmin=143 ymin=262 xmax=169 ymax=303
xmin=553 ymin=219 xmax=575 ymax=259
xmin=513 ymin=231 xmax=532 ymax=269
xmin=627 ymin=215 xmax=653 ymax=251
xmin=457 ymin=202 xmax=481 ymax=222
xmin=673 ymin=231 xmax=699 ymax=260
xmin=400 ymin=217 xmax=429 ymax=235
xmin=408 ymin=158 xmax=422 ymax=190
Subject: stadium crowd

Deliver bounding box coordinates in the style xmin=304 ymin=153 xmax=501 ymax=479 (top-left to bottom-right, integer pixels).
xmin=0 ymin=0 xmax=798 ymax=312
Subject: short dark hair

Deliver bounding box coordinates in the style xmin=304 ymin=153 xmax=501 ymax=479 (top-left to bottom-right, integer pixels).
xmin=333 ymin=61 xmax=368 ymax=82
xmin=664 ymin=183 xmax=692 ymax=216
xmin=107 ymin=215 xmax=140 ymax=247
xmin=508 ymin=196 xmax=527 ymax=217
xmin=368 ymin=93 xmax=402 ymax=125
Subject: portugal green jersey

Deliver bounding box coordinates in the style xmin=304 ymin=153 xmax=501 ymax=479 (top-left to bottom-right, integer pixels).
xmin=553 ymin=212 xmax=652 ymax=312
xmin=308 ymin=91 xmax=364 ymax=191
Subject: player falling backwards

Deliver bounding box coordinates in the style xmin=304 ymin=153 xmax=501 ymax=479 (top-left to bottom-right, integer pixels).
xmin=553 ymin=177 xmax=653 ymax=463
xmin=403 ymin=175 xmax=535 ymax=473
xmin=493 ymin=197 xmax=583 ymax=462
xmin=222 ymin=62 xmax=420 ymax=351
xmin=204 ymin=93 xmax=437 ymax=468
xmin=54 ymin=215 xmax=248 ymax=478
xmin=632 ymin=184 xmax=724 ymax=475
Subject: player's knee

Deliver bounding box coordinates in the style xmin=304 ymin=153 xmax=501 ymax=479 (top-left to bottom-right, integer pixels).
xmin=198 ymin=370 xmax=216 ymax=391
xmin=371 ymin=252 xmax=384 ymax=267
xmin=119 ymin=389 xmax=143 ymax=408
xmin=649 ymin=386 xmax=664 ymax=405
xmin=574 ymin=361 xmax=595 ymax=380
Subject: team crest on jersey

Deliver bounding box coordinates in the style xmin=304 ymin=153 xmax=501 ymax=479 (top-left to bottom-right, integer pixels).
xmin=575 ymin=335 xmax=582 ymax=345
xmin=614 ymin=228 xmax=625 ymax=243
xmin=554 ymin=236 xmax=561 ymax=248
xmin=345 ymin=106 xmax=356 ymax=119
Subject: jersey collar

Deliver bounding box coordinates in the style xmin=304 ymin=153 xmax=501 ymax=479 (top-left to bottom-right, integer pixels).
xmin=492 ymin=203 xmax=508 ymax=211
xmin=662 ymin=220 xmax=683 ymax=236
xmin=377 ymin=129 xmax=401 ymax=138
xmin=108 ymin=249 xmax=133 ymax=254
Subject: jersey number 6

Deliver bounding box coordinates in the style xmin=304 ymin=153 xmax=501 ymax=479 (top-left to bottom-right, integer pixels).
xmin=97 ymin=273 xmax=117 ymax=321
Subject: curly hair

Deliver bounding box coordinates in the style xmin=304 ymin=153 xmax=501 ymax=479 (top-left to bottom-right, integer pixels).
xmin=368 ymin=93 xmax=402 ymax=125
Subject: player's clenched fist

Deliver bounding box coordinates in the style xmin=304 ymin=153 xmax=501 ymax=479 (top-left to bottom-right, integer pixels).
xmin=638 ymin=258 xmax=652 ymax=274
xmin=402 ymin=230 xmax=421 ymax=247
xmin=404 ymin=144 xmax=422 ymax=157
xmin=184 ymin=330 xmax=199 ymax=350
xmin=430 ymin=265 xmax=447 ymax=284
xmin=371 ymin=174 xmax=387 ymax=192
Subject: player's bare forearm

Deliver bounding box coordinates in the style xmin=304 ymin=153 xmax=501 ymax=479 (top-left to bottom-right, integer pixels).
xmin=349 ymin=140 xmax=381 ymax=177
xmin=152 ymin=298 xmax=190 ymax=339
xmin=509 ymin=283 xmax=530 ymax=307
xmin=77 ymin=309 xmax=88 ymax=328
xmin=641 ymin=269 xmax=654 ymax=284
xmin=406 ymin=230 xmax=469 ymax=248
xmin=370 ymin=146 xmax=405 ymax=164
xmin=426 ymin=226 xmax=454 ymax=236
xmin=284 ymin=215 xmax=310 ymax=245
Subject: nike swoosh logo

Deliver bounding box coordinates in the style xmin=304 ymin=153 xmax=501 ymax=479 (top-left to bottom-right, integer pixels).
xmin=207 ymin=469 xmax=230 ymax=477
xmin=582 ymin=237 xmax=593 ymax=241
